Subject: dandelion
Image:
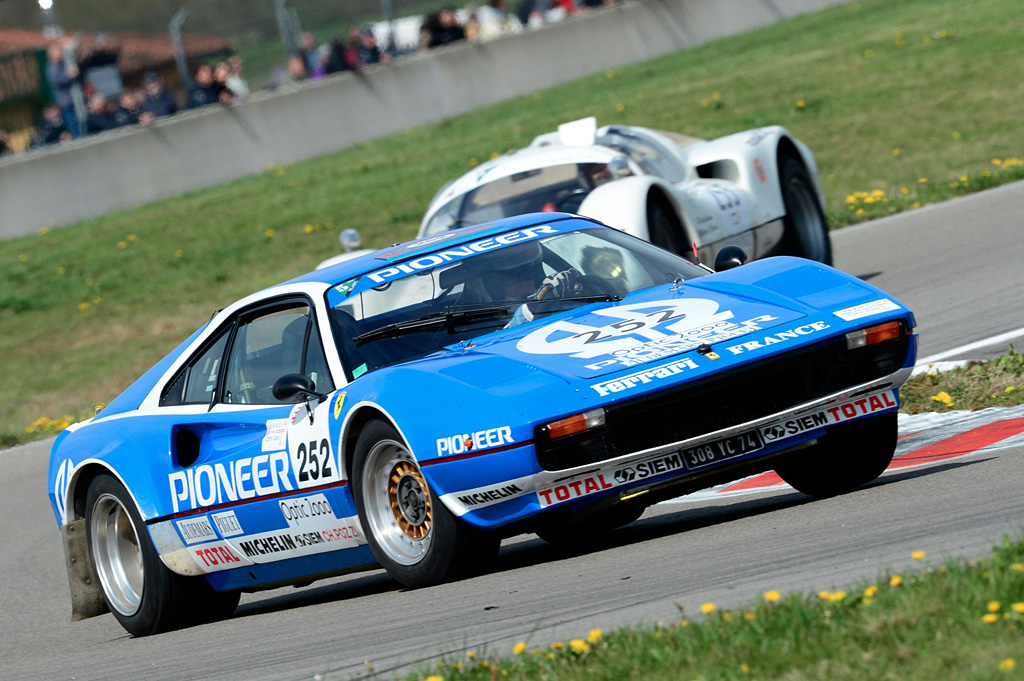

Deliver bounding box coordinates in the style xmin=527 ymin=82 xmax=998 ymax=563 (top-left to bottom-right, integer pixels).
xmin=586 ymin=628 xmax=603 ymax=644
xmin=512 ymin=642 xmax=527 ymax=655
xmin=700 ymin=98 xmax=709 ymax=107
xmin=39 ymin=226 xmax=49 ymax=234
xmin=931 ymin=391 xmax=953 ymax=405
xmin=57 ymin=266 xmax=66 ymax=275
xmin=856 ymin=208 xmax=865 ymax=216
xmin=264 ymin=228 xmax=276 ymax=238
xmin=1005 ymin=386 xmax=1016 ymax=393
xmin=988 ymin=601 xmax=1001 ymax=613
xmin=763 ymin=590 xmax=781 ymax=603
xmin=569 ymin=639 xmax=590 ymax=654
xmin=889 ymin=575 xmax=903 ymax=587
xmin=616 ymin=103 xmax=625 ymax=112
xmin=18 ymin=253 xmax=28 ymax=262
xmin=1000 ymin=659 xmax=1016 ymax=672
xmin=712 ymin=91 xmax=721 ymax=101
xmin=304 ymin=224 xmax=314 ymax=234
xmin=680 ymin=619 xmax=691 ymax=626
xmin=796 ymin=99 xmax=805 ymax=109
xmin=913 ymin=202 xmax=921 ymax=208
xmin=741 ymin=663 xmax=750 ymax=674
xmin=891 ymin=148 xmax=901 ymax=157
xmin=605 ymin=68 xmax=615 ymax=79
xmin=489 ymin=151 xmax=500 ymax=159
xmin=1012 ymin=563 xmax=1024 ymax=572
xmin=127 ymin=234 xmax=137 ymax=242
xmin=466 ymin=651 xmax=475 ymax=660
xmin=700 ymin=602 xmax=716 ymax=614
xmin=426 ymin=676 xmax=444 ymax=681
xmin=918 ymin=177 xmax=928 ymax=184
xmin=818 ymin=590 xmax=830 ymax=600
xmin=952 ymin=131 xmax=961 ymax=140
xmin=865 ymin=585 xmax=878 ymax=598
xmin=551 ymin=641 xmax=564 ymax=650
xmin=545 ymin=653 xmax=555 ymax=660
xmin=982 ymin=613 xmax=999 ymax=624
xmin=1011 ymin=603 xmax=1024 ymax=613
xmin=744 ymin=612 xmax=757 ymax=621
xmin=900 ymin=187 xmax=910 ymax=195
xmin=911 ymin=550 xmax=926 ymax=560
xmin=469 ymin=158 xmax=479 ymax=167
xmin=175 ymin=249 xmax=184 ymax=258
xmin=992 ymin=159 xmax=1003 ymax=166
xmin=723 ymin=613 xmax=733 ymax=622
xmin=864 ymin=49 xmax=874 ymax=58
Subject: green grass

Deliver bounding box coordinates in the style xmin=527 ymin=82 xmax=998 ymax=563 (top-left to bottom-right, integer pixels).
xmin=394 ymin=537 xmax=1024 ymax=681
xmin=3 ymin=0 xmax=1024 ymax=447
xmin=900 ymin=348 xmax=1024 ymax=414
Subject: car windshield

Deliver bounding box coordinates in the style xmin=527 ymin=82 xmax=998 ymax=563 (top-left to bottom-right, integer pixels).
xmin=423 ymin=162 xmax=629 ymax=236
xmin=326 ymin=225 xmax=706 ymax=379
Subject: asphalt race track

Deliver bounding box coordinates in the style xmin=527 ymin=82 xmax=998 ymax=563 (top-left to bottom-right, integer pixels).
xmin=3 ymin=182 xmax=1023 ymax=681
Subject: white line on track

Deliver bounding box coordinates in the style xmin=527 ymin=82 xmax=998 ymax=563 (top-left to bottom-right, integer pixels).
xmin=915 ymin=326 xmax=1024 ymax=365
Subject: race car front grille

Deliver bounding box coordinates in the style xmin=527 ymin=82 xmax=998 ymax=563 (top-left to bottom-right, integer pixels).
xmin=535 ymin=330 xmax=909 ymax=471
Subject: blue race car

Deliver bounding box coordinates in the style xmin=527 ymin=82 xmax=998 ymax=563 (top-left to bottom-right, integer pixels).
xmin=48 ymin=213 xmax=916 ymax=636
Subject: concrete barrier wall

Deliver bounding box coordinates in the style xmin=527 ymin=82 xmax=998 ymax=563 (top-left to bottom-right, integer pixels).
xmin=0 ymin=0 xmax=847 ymax=238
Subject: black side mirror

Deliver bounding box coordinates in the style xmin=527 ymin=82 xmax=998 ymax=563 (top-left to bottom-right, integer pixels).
xmin=272 ymin=373 xmax=325 ymax=403
xmin=714 ymin=245 xmax=748 ymax=272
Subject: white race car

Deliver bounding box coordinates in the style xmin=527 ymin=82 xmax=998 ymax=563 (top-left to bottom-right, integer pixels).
xmin=419 ymin=117 xmax=832 ymax=265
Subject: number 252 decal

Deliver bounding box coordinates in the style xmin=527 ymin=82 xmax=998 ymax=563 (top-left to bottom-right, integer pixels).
xmin=294 ymin=438 xmax=333 ymax=484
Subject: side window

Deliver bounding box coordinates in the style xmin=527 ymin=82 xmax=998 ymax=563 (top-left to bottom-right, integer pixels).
xmin=222 ymin=304 xmax=335 ymax=405
xmin=162 ymin=328 xmax=230 ymax=406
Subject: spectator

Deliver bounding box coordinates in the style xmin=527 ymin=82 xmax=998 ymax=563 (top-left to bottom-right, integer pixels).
xmin=327 ymin=34 xmax=359 ymax=74
xmin=225 ymin=55 xmax=250 ymax=101
xmin=420 ymin=8 xmax=467 ymax=50
xmin=280 ymin=53 xmax=309 ymax=87
xmin=186 ymin=63 xmax=219 ymax=109
xmin=356 ymin=27 xmax=390 ymax=66
xmin=139 ymin=71 xmax=177 ymax=124
xmin=45 ymin=42 xmax=81 ymax=138
xmin=298 ymin=31 xmax=319 ymax=74
xmin=85 ymin=93 xmax=118 ymax=134
xmin=476 ymin=0 xmax=524 ymax=40
xmin=310 ymin=44 xmax=331 ymax=79
xmin=112 ymin=90 xmax=140 ymax=128
xmin=78 ymin=34 xmax=123 ymax=99
xmin=0 ymin=127 xmax=11 ymax=156
xmin=33 ymin=103 xmax=71 ymax=147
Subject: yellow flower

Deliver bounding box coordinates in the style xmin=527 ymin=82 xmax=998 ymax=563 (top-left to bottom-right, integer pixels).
xmin=700 ymin=602 xmax=716 ymax=614
xmin=616 ymin=103 xmax=625 ymax=112
xmin=304 ymin=224 xmax=314 ymax=234
xmin=700 ymin=98 xmax=709 ymax=107
xmin=469 ymin=158 xmax=479 ymax=167
xmin=18 ymin=253 xmax=28 ymax=262
xmin=741 ymin=663 xmax=750 ymax=674
xmin=952 ymin=131 xmax=960 ymax=140
xmin=1005 ymin=386 xmax=1016 ymax=393
xmin=489 ymin=151 xmax=500 ymax=159
xmin=900 ymin=187 xmax=910 ymax=195
xmin=512 ymin=642 xmax=527 ymax=655
xmin=586 ymin=628 xmax=603 ymax=644
xmin=1012 ymin=603 xmax=1024 ymax=613
xmin=712 ymin=91 xmax=721 ymax=100
xmin=992 ymin=158 xmax=1003 ymax=166
xmin=175 ymin=249 xmax=184 ymax=258
xmin=999 ymin=658 xmax=1016 ymax=672
xmin=264 ymin=228 xmax=275 ymax=238
xmin=855 ymin=208 xmax=865 ymax=216
xmin=891 ymin=148 xmax=901 ymax=157
xmin=39 ymin=226 xmax=49 ymax=234
xmin=466 ymin=651 xmax=475 ymax=659
xmin=426 ymin=676 xmax=444 ymax=681
xmin=931 ymin=391 xmax=953 ymax=404
xmin=918 ymin=177 xmax=928 ymax=184
xmin=551 ymin=641 xmax=564 ymax=650
xmin=911 ymin=550 xmax=926 ymax=560
xmin=127 ymin=234 xmax=137 ymax=242
xmin=818 ymin=590 xmax=830 ymax=600
xmin=913 ymin=202 xmax=921 ymax=209
xmin=569 ymin=639 xmax=590 ymax=654
xmin=1012 ymin=563 xmax=1024 ymax=572
xmin=680 ymin=619 xmax=691 ymax=626
xmin=744 ymin=612 xmax=757 ymax=621
xmin=988 ymin=601 xmax=1001 ymax=613
xmin=763 ymin=590 xmax=781 ymax=603
xmin=796 ymin=99 xmax=805 ymax=109
xmin=865 ymin=585 xmax=878 ymax=598
xmin=545 ymin=653 xmax=554 ymax=660
xmin=57 ymin=266 xmax=66 ymax=275
xmin=889 ymin=575 xmax=903 ymax=587
xmin=605 ymin=68 xmax=615 ymax=79
xmin=982 ymin=613 xmax=999 ymax=624
xmin=78 ymin=301 xmax=91 ymax=312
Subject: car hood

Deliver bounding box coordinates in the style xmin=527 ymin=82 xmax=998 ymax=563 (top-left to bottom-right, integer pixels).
xmin=420 ymin=258 xmax=906 ymax=387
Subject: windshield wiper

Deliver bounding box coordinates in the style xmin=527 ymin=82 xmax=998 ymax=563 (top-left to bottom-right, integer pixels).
xmin=352 ymin=305 xmax=516 ymax=346
xmin=351 ymin=294 xmax=621 ymax=346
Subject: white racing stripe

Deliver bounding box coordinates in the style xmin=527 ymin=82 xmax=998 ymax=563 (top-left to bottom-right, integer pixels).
xmin=916 ymin=326 xmax=1024 ymax=365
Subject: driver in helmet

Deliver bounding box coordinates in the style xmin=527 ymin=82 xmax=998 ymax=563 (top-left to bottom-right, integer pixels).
xmin=479 ymin=240 xmax=585 ymax=326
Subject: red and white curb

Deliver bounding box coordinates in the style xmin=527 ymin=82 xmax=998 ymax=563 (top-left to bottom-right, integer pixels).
xmin=663 ymin=404 xmax=1024 ymax=505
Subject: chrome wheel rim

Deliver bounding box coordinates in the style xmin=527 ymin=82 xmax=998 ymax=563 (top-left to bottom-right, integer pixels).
xmin=90 ymin=493 xmax=144 ymax=616
xmin=363 ymin=439 xmax=432 ymax=566
xmin=788 ymin=177 xmax=828 ymax=261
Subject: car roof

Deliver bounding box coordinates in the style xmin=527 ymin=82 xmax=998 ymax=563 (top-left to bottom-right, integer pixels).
xmin=284 ymin=212 xmax=591 ymax=288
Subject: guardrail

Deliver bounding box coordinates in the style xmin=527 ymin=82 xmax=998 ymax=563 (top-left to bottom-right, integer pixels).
xmin=0 ymin=0 xmax=848 ymax=239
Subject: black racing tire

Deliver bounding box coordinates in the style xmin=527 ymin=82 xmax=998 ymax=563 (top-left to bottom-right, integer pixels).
xmin=774 ymin=412 xmax=897 ymax=498
xmin=778 ymin=151 xmax=833 ymax=265
xmin=353 ymin=419 xmax=499 ymax=587
xmin=536 ymin=503 xmax=645 ymax=545
xmin=647 ymin=193 xmax=690 ymax=260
